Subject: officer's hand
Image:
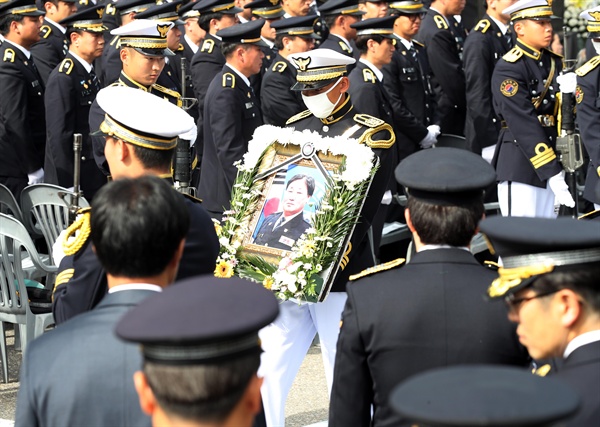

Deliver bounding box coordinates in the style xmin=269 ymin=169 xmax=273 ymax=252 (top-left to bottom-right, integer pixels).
xmin=27 ymin=168 xmax=44 ymax=185
xmin=179 ymin=126 xmax=197 ymax=147
xmin=557 ymin=72 xmax=577 ymax=94
xmin=548 ymin=172 xmax=575 ymax=207
xmin=52 ymin=230 xmax=68 ymax=266
xmin=419 ymin=125 xmax=440 ymax=149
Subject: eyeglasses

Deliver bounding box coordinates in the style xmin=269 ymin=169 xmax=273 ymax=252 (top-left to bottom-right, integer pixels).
xmin=504 ymin=290 xmax=557 ymax=315
xmin=400 ymin=13 xmax=426 ymax=22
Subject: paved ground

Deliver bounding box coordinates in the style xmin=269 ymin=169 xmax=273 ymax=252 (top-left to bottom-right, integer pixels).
xmin=0 ymin=327 xmax=329 ymax=427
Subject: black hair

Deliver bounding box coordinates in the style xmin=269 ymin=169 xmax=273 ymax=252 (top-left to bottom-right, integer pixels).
xmin=0 ymin=14 xmax=24 ymax=36
xmin=286 ymin=174 xmax=315 ymax=197
xmin=129 ymin=144 xmax=176 ymax=171
xmin=355 ymin=34 xmax=386 ymax=53
xmin=198 ymin=12 xmax=225 ymax=32
xmin=531 ymin=266 xmax=600 ymax=314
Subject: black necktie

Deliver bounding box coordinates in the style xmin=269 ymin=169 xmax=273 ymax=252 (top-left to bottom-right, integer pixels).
xmin=90 ymin=67 xmax=100 ymax=91
xmin=409 ymin=45 xmax=418 ymax=62
xmin=505 ymin=29 xmax=513 ymax=48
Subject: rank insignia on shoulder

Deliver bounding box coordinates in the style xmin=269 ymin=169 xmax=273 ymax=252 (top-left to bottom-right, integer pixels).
xmin=286 ymin=109 xmax=312 ymax=125
xmin=503 ymin=46 xmax=523 ymax=63
xmin=575 ymin=55 xmax=600 ymax=77
xmin=272 ymin=61 xmax=287 ymax=73
xmin=530 ymin=142 xmax=556 ymax=169
xmin=354 ymin=113 xmax=384 ymax=128
xmin=500 ymin=79 xmax=518 ymax=97
xmin=40 ymin=25 xmax=52 ymax=38
xmin=434 ymin=15 xmax=448 ymax=30
xmin=532 ymin=364 xmax=551 ymax=377
xmin=222 ymin=72 xmax=235 ymax=88
xmin=3 ymin=48 xmax=15 ymax=63
xmin=53 ymin=268 xmax=75 ymax=292
xmin=177 ymin=43 xmax=184 ymax=52
xmin=484 ymin=260 xmax=500 ymax=270
xmin=575 ymin=85 xmax=583 ymax=104
xmin=349 ymin=258 xmax=405 ymax=281
xmin=474 ymin=19 xmax=490 ymax=33
xmin=59 ymin=58 xmax=74 ymax=75
xmin=339 ymin=41 xmax=351 ymax=53
xmin=201 ymin=38 xmax=215 ymax=54
xmin=363 ymin=68 xmax=376 ymax=83
xmin=62 ymin=207 xmax=92 ymax=257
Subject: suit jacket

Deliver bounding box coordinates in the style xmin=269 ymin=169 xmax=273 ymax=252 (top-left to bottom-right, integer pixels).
xmin=329 ymin=248 xmax=530 ymax=427
xmin=198 ymin=65 xmax=263 ymax=216
xmin=52 ymin=192 xmax=219 ymax=324
xmin=44 ymin=53 xmax=105 ymax=200
xmin=16 ymin=289 xmax=155 ymax=427
xmin=554 ymin=340 xmax=600 ymax=426
xmin=491 ymin=40 xmax=563 ymax=188
xmin=0 ymin=41 xmax=46 ymax=178
xmin=417 ymin=8 xmax=466 ymax=135
xmin=30 ymin=19 xmax=68 ymax=85
xmin=253 ymin=211 xmax=311 ymax=250
xmin=464 ymin=15 xmax=512 ymax=154
xmin=261 ymin=54 xmax=304 ymax=127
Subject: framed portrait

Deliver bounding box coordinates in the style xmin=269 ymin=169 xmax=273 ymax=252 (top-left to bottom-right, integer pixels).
xmin=214 ymin=125 xmax=378 ymax=303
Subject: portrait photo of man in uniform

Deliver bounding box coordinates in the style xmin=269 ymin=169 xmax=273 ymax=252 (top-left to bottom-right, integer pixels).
xmin=253 ymin=173 xmax=317 ymax=250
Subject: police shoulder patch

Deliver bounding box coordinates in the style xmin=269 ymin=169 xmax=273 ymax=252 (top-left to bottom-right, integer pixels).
xmin=474 ymin=19 xmax=490 ymax=33
xmin=201 ymin=38 xmax=215 ymax=54
xmin=222 ymin=72 xmax=235 ymax=88
xmin=575 ymin=55 xmax=600 ymax=77
xmin=500 ymin=79 xmax=518 ymax=97
xmin=272 ymin=61 xmax=287 ymax=73
xmin=177 ymin=43 xmax=185 ymax=52
xmin=3 ymin=48 xmax=15 ymax=63
xmin=339 ymin=40 xmax=351 ymax=53
xmin=285 ymin=109 xmax=312 ymax=125
xmin=349 ymin=258 xmax=405 ymax=281
xmin=575 ymin=85 xmax=584 ymax=104
xmin=502 ymin=46 xmax=523 ymax=63
xmin=53 ymin=268 xmax=74 ymax=291
xmin=353 ymin=113 xmax=384 ymax=128
xmin=105 ymin=2 xmax=116 ymax=15
xmin=58 ymin=58 xmax=74 ymax=75
xmin=362 ymin=68 xmax=376 ymax=83
xmin=434 ymin=15 xmax=448 ymax=30
xmin=40 ymin=25 xmax=52 ymax=39
xmin=532 ymin=364 xmax=551 ymax=377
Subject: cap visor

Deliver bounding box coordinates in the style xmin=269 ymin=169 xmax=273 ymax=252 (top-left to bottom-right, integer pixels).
xmin=290 ymin=78 xmax=338 ymax=91
xmin=133 ymin=47 xmax=176 ymax=57
xmin=25 ymin=10 xmax=45 ymax=16
xmin=254 ymin=39 xmax=270 ymax=48
xmin=223 ymin=6 xmax=243 ymax=14
xmin=90 ymin=129 xmax=109 ymax=138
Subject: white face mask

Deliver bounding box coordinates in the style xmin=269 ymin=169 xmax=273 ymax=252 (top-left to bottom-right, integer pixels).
xmin=301 ymin=77 xmax=344 ymax=119
xmin=593 ymin=40 xmax=600 ymax=56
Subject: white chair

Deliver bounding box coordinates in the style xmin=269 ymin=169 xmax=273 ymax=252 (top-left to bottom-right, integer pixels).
xmin=0 ymin=213 xmax=56 ymax=383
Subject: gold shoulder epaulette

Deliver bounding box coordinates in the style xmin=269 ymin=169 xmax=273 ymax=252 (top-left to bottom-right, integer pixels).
xmin=484 ymin=260 xmax=500 ymax=270
xmin=222 ymin=72 xmax=235 ymax=88
xmin=53 ymin=268 xmax=74 ymax=294
xmin=40 ymin=25 xmax=52 ymax=39
xmin=363 ymin=68 xmax=376 ymax=83
xmin=576 ymin=55 xmax=600 ymax=77
xmin=201 ymin=38 xmax=215 ymax=54
xmin=349 ymin=258 xmax=405 ymax=281
xmin=63 ymin=208 xmax=92 ymax=256
xmin=354 ymin=114 xmax=395 ymax=148
xmin=502 ymin=46 xmax=523 ymax=63
xmin=152 ymin=83 xmax=181 ymax=98
xmin=339 ymin=41 xmax=351 ymax=53
xmin=434 ymin=15 xmax=448 ymax=30
xmin=272 ymin=61 xmax=287 ymax=73
xmin=474 ymin=19 xmax=490 ymax=33
xmin=3 ymin=48 xmax=15 ymax=63
xmin=286 ymin=109 xmax=312 ymax=125
xmin=181 ymin=192 xmax=203 ymax=203
xmin=58 ymin=58 xmax=74 ymax=75
xmin=545 ymin=48 xmax=563 ymax=59
xmin=532 ymin=364 xmax=551 ymax=377
xmin=413 ymin=40 xmax=424 ymax=47
xmin=354 ymin=113 xmax=384 ymax=128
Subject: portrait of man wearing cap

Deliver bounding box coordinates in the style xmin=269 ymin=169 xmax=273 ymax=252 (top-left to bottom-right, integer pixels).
xmin=44 ymin=5 xmax=107 ymax=201
xmin=260 ymin=14 xmax=318 ymax=126
xmin=481 ymin=216 xmax=600 ymax=426
xmin=328 ymin=148 xmax=529 ymax=427
xmin=30 ymin=0 xmax=77 ymax=84
xmin=16 ymin=175 xmax=191 ymax=427
xmin=417 ymin=0 xmax=467 ymax=136
xmin=53 ymin=86 xmax=219 ymax=325
xmin=576 ymin=6 xmax=600 ymax=212
xmin=491 ymin=0 xmax=575 ymax=218
xmin=0 ymin=0 xmax=46 ymax=200
xmin=317 ymin=0 xmax=364 ymax=67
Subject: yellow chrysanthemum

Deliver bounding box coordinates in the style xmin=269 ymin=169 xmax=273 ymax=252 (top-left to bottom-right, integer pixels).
xmin=263 ymin=277 xmax=274 ymax=290
xmin=215 ymin=261 xmax=234 ymax=278
xmin=214 ymin=223 xmax=222 ymax=236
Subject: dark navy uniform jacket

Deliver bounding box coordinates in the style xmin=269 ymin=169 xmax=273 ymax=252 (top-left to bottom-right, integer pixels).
xmin=156 ymin=57 xmax=182 ymax=93
xmin=464 ymin=15 xmax=512 ymax=154
xmin=491 ymin=40 xmax=563 ymax=188
xmin=576 ymin=56 xmax=600 ymax=204
xmin=0 ymin=41 xmax=46 ymax=194
xmin=100 ymin=35 xmax=122 ymax=87
xmin=318 ymin=34 xmax=360 ymax=73
xmin=417 ymin=8 xmax=466 ymax=135
xmin=261 ymin=53 xmax=305 ymax=127
xmin=197 ymin=65 xmax=263 ymax=217
xmin=30 ymin=19 xmax=69 ymax=85
xmin=171 ymin=37 xmax=200 ymax=123
xmin=329 ymin=248 xmax=530 ymax=427
xmin=44 ymin=53 xmax=106 ymax=200
xmin=52 ymin=190 xmax=220 ymax=324
xmin=253 ymin=211 xmax=311 ymax=250
xmin=285 ymin=95 xmax=395 ymax=292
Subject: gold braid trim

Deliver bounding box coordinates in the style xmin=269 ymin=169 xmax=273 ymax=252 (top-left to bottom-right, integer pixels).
xmin=487 ymin=263 xmax=555 ymax=298
xmin=357 ymin=123 xmax=396 ymax=149
xmin=63 ymin=209 xmax=92 ymax=256
xmin=349 ymin=258 xmax=405 ymax=281
xmin=53 ymin=268 xmax=74 ymax=298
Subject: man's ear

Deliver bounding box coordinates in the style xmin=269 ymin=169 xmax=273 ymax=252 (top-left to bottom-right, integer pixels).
xmin=133 ymin=371 xmax=158 ymax=416
xmin=339 ymin=76 xmax=350 ymax=93
xmin=404 ymin=207 xmax=416 ymax=233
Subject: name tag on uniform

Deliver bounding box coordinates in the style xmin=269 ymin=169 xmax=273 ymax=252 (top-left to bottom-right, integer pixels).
xmin=279 ymin=236 xmax=295 ymax=247
xmin=402 ymin=68 xmax=416 ymax=73
xmin=245 ymin=102 xmax=254 ymax=109
xmin=32 ymin=80 xmax=40 ymax=88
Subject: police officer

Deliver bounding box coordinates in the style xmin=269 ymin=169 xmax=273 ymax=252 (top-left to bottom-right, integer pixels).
xmin=464 ymin=0 xmax=515 ymax=158
xmin=357 ymin=0 xmax=388 ymax=19
xmin=30 ymin=0 xmax=77 ymax=84
xmin=53 ymin=86 xmax=219 ymax=325
xmin=136 ymin=0 xmax=185 ymax=93
xmin=44 ymin=5 xmax=106 ymax=201
xmin=197 ymin=19 xmax=266 ymax=219
xmin=481 ymin=215 xmax=600 ymax=427
xmin=261 ymin=14 xmax=318 ymax=126
xmin=417 ymin=0 xmax=467 ymax=135
xmin=260 ymin=48 xmax=396 ymax=427
xmin=576 ymin=6 xmax=600 ymax=211
xmin=317 ymin=0 xmax=363 ymax=65
xmin=0 ymin=0 xmax=46 ymax=200
xmin=491 ymin=0 xmax=574 ymax=218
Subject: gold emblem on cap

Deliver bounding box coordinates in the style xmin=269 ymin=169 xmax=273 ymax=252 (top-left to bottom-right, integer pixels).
xmin=293 ymin=56 xmax=311 ymax=72
xmin=97 ymin=8 xmax=104 ymax=18
xmin=590 ymin=11 xmax=600 ymax=21
xmin=269 ymin=0 xmax=278 ymax=5
xmin=157 ymin=23 xmax=170 ymax=38
xmin=547 ymin=0 xmax=552 ymax=6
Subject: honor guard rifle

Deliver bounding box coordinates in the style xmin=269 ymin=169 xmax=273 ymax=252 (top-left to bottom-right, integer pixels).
xmin=59 ymin=133 xmax=84 ymax=224
xmin=556 ymin=27 xmax=584 ymax=218
xmin=173 ymin=57 xmax=198 ymax=196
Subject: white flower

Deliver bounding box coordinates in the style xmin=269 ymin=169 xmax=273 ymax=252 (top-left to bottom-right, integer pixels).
xmin=219 ymin=237 xmax=230 ymax=247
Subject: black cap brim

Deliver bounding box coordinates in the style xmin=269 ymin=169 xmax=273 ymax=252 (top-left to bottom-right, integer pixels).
xmin=133 ymin=47 xmax=176 ymax=57
xmin=290 ymin=77 xmax=339 ymax=92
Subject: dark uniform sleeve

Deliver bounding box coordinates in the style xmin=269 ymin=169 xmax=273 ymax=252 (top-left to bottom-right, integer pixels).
xmin=329 ymin=286 xmax=373 ymax=427
xmin=30 ymin=38 xmax=61 ymax=85
xmin=45 ymin=70 xmax=76 ymax=187
xmin=576 ymin=69 xmax=600 ymax=192
xmin=261 ymin=63 xmax=303 ymax=127
xmin=101 ymin=40 xmax=122 ymax=87
xmin=427 ymin=30 xmax=466 ymax=113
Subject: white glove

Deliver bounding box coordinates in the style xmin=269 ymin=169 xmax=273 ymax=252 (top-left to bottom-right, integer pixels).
xmin=556 ymin=72 xmax=577 ymax=94
xmin=548 ymin=172 xmax=575 ymax=208
xmin=419 ymin=126 xmax=439 ymax=149
xmin=381 ymin=190 xmax=392 ymax=205
xmin=179 ymin=126 xmax=198 ymax=148
xmin=27 ymin=168 xmax=44 ymax=184
xmin=52 ymin=229 xmax=68 ymax=266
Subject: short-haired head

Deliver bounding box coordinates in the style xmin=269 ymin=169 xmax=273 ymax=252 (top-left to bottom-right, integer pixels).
xmin=286 ymin=174 xmax=315 ymax=197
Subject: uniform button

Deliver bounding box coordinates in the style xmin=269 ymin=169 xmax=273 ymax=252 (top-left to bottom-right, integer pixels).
xmin=425 ymin=104 xmax=429 ymax=108
xmin=252 ymin=113 xmax=255 ymax=117
xmin=88 ymin=101 xmax=92 ymax=104
xmin=549 ymin=86 xmax=553 ymax=90
xmin=82 ymin=156 xmax=86 ymax=161
xmin=539 ymin=62 xmax=543 ymax=66
xmin=543 ymin=99 xmax=548 ymax=105
xmin=322 ymin=125 xmax=329 ymax=132
xmin=543 ymin=79 xmax=547 ymax=84
xmin=532 ymin=90 xmax=537 ymax=95
xmin=492 ymin=118 xmax=497 ymax=123
xmin=551 ymin=94 xmax=555 ymax=99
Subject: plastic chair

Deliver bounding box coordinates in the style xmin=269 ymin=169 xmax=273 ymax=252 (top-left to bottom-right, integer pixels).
xmin=0 ymin=213 xmax=56 ymax=382
xmin=20 ymin=184 xmax=89 ymax=265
